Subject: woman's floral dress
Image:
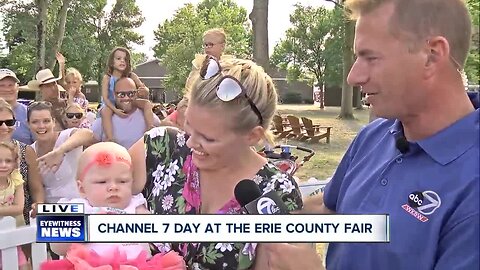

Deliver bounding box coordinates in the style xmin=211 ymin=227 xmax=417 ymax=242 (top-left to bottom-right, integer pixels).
xmin=12 ymin=139 xmax=31 ymax=225
xmin=142 ymin=127 xmax=304 ymax=270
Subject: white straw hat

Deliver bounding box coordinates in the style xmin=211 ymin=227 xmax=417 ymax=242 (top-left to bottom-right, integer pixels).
xmin=27 ymin=69 xmax=61 ymax=90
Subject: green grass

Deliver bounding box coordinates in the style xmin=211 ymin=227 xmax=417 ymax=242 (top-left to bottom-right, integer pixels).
xmin=274 ymin=105 xmax=371 ymax=259
xmin=276 ymin=104 xmax=370 ymax=181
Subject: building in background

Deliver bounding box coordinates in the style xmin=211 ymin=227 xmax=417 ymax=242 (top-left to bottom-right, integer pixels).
xmin=133 ymin=59 xmax=173 ymax=103
xmin=131 ymin=59 xmax=357 ymax=105
xmin=83 ymin=81 xmax=100 ymax=103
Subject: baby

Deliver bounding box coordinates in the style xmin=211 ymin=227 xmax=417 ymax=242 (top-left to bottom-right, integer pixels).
xmin=42 ymin=142 xmax=184 ymax=269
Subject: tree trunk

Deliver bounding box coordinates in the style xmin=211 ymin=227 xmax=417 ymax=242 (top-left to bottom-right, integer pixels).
xmin=354 ymin=86 xmax=364 ymax=109
xmin=48 ymin=0 xmax=73 ymax=70
xmin=249 ymin=0 xmax=269 ymax=70
xmin=320 ymin=83 xmax=325 ymax=109
xmin=338 ymin=18 xmax=355 ymax=119
xmin=35 ymin=0 xmax=48 ymax=71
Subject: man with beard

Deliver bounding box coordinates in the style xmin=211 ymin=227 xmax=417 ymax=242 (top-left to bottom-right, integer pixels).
xmin=91 ymin=77 xmax=160 ymax=149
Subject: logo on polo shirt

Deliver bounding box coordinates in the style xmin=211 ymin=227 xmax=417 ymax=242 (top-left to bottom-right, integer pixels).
xmin=408 ymin=191 xmax=424 ymax=208
xmin=402 ymin=190 xmax=442 ymax=222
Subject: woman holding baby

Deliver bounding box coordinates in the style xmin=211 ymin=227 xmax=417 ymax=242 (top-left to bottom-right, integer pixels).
xmin=38 ymin=56 xmax=304 ymax=269
xmin=128 ymin=56 xmax=304 ymax=269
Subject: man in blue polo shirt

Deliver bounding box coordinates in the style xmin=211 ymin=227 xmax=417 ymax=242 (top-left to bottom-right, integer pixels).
xmin=254 ymin=0 xmax=479 ymax=269
xmin=0 ymin=68 xmax=34 ymax=144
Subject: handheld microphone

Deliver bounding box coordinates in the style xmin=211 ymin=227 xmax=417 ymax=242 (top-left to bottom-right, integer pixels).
xmin=234 ymin=179 xmax=289 ymax=214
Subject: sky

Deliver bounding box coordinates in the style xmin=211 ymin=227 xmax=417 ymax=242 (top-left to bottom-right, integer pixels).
xmin=122 ymin=0 xmax=334 ymax=59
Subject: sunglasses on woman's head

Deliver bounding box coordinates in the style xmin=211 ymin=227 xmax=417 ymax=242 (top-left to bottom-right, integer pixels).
xmin=200 ymin=55 xmax=221 ymax=79
xmin=65 ymin=113 xmax=83 ymax=119
xmin=0 ymin=119 xmax=16 ymax=127
xmin=115 ymin=90 xmax=137 ymax=98
xmin=200 ymin=56 xmax=263 ymax=125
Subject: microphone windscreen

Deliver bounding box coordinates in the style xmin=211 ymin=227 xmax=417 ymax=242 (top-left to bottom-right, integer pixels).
xmin=234 ymin=179 xmax=263 ymax=208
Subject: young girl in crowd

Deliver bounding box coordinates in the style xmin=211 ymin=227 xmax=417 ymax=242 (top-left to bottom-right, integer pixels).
xmin=100 ymin=47 xmax=153 ymax=142
xmin=41 ymin=142 xmax=184 ymax=270
xmin=63 ymin=103 xmax=91 ymax=129
xmin=0 ymin=142 xmax=28 ymax=270
xmin=56 ymin=52 xmax=89 ymax=110
xmin=65 ymin=67 xmax=89 ymax=110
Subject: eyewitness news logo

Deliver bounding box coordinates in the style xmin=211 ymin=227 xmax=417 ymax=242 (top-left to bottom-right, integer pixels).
xmin=36 ymin=203 xmax=87 ymax=242
xmin=36 ymin=216 xmax=86 ymax=242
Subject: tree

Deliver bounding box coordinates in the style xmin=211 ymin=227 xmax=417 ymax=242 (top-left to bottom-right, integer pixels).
xmin=47 ymin=0 xmax=74 ymax=70
xmin=27 ymin=0 xmax=73 ymax=71
xmin=465 ymin=0 xmax=479 ymax=85
xmin=153 ymin=0 xmax=252 ymax=94
xmin=1 ymin=0 xmax=144 ymax=84
xmin=131 ymin=52 xmax=147 ymax=67
xmin=270 ymin=4 xmax=344 ymax=106
xmin=339 ymin=18 xmax=355 ymax=118
xmin=2 ymin=0 xmax=43 ymax=81
xmin=59 ymin=0 xmax=106 ymax=81
xmin=93 ymin=0 xmax=145 ymax=83
xmin=249 ymin=0 xmax=269 ymax=70
xmin=35 ymin=0 xmax=48 ymax=70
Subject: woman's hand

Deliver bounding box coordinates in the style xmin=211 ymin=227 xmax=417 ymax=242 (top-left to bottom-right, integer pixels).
xmin=37 ymin=148 xmax=65 ymax=173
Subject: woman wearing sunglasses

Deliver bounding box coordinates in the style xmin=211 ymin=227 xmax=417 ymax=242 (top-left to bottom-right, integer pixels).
xmin=27 ymin=101 xmax=96 ymax=204
xmin=0 ymin=97 xmax=45 ymax=264
xmin=0 ymin=98 xmax=44 ymax=225
xmin=129 ymin=57 xmax=303 ymax=269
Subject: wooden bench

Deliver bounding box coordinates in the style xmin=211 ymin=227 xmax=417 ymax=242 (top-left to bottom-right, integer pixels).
xmin=301 ymin=117 xmax=332 ymax=143
xmin=272 ymin=114 xmax=293 ymax=139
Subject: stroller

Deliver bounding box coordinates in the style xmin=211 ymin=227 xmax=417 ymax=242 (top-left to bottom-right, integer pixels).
xmin=259 ymin=144 xmax=315 ymax=176
xmin=259 ymin=144 xmax=330 ymax=197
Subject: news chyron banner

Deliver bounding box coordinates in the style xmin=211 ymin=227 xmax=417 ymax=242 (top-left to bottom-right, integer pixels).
xmin=37 ymin=203 xmax=390 ymax=243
